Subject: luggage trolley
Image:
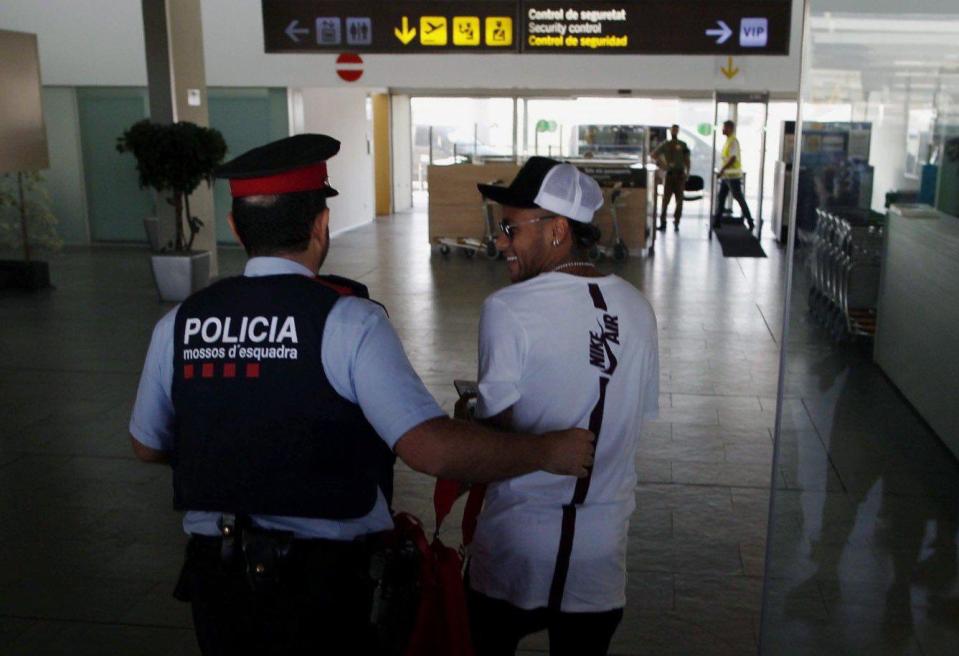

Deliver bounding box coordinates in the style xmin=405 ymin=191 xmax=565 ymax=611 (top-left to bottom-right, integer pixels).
xmin=436 ymin=179 xmax=502 ymax=260
xmin=806 ymin=207 xmax=885 ymax=341
xmin=588 ymin=182 xmax=629 ymax=262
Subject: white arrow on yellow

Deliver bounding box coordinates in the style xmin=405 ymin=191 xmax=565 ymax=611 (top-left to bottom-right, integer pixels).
xmin=394 ymin=16 xmax=416 ymax=45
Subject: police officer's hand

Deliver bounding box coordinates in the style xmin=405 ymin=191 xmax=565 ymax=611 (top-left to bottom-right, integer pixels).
xmin=541 ymin=428 xmax=596 ymax=477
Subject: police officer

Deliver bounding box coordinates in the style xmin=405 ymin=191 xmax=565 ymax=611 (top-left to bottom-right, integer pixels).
xmin=651 ymin=124 xmax=690 ymax=232
xmin=128 ymin=134 xmax=595 ymax=655
xmin=713 ymin=120 xmax=755 ymax=232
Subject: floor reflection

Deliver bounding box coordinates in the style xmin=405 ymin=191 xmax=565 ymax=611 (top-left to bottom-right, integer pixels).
xmin=763 ymin=290 xmax=959 ymax=654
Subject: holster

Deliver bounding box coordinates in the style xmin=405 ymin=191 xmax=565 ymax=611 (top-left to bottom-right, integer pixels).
xmin=368 ymin=530 xmax=421 ymax=654
xmin=173 ymin=520 xmax=296 ymax=601
xmin=240 ymin=525 xmax=294 ymax=592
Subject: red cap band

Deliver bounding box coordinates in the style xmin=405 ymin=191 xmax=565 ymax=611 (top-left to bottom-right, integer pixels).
xmin=228 ymin=162 xmax=329 ymax=197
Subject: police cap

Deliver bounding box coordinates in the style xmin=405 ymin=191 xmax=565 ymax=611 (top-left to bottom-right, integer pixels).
xmin=216 ymin=133 xmax=340 ymax=198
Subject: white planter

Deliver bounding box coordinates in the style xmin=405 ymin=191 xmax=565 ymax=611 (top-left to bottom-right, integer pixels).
xmin=150 ymin=251 xmax=211 ymax=302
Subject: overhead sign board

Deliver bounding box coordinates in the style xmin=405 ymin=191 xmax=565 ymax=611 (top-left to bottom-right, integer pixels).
xmin=521 ymin=1 xmax=790 ymax=54
xmin=262 ymin=1 xmax=790 ymax=55
xmin=263 ymin=1 xmax=519 ymax=53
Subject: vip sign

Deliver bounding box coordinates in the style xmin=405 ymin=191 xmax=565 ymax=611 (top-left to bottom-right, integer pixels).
xmin=740 ymin=18 xmax=768 ymax=48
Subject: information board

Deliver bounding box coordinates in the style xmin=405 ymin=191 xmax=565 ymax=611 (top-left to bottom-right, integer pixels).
xmin=263 ymin=1 xmax=519 ymax=53
xmin=523 ymin=1 xmax=790 ymax=54
xmin=0 ymin=30 xmax=48 ymax=173
xmin=262 ymin=1 xmax=791 ymax=55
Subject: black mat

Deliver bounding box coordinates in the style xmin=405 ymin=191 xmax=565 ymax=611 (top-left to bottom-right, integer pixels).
xmin=715 ymin=225 xmax=766 ymax=258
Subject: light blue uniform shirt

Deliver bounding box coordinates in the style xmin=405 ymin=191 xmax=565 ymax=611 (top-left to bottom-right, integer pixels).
xmin=129 ymin=257 xmax=445 ymax=539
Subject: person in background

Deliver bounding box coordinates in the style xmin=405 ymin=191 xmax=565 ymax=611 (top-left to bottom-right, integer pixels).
xmin=651 ymin=124 xmax=690 ymax=232
xmin=713 ymin=119 xmax=755 ymax=232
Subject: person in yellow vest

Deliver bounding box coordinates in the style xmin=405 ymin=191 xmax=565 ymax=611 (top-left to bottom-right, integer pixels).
xmin=712 ymin=120 xmax=754 ymax=232
xmin=651 ymin=124 xmax=690 ymax=232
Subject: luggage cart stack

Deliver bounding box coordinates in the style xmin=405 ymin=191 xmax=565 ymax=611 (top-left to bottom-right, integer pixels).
xmin=436 ymin=179 xmax=502 ymax=260
xmin=807 ymin=207 xmax=886 ymax=342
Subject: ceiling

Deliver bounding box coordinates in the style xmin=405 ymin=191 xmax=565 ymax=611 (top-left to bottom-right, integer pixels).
xmin=806 ymin=11 xmax=959 ymax=114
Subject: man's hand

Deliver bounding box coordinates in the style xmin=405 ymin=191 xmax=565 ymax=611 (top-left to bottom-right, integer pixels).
xmin=541 ymin=428 xmax=596 ymax=477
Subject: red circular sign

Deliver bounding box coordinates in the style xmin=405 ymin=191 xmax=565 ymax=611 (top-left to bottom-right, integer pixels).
xmin=336 ymin=53 xmax=363 ymax=83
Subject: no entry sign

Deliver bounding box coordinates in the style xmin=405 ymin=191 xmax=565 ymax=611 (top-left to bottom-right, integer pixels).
xmin=335 ymin=52 xmax=363 ymax=82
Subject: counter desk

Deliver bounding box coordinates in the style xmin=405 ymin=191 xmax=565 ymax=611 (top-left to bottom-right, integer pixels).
xmin=427 ymin=162 xmax=649 ymax=253
xmin=875 ymin=204 xmax=959 ymax=456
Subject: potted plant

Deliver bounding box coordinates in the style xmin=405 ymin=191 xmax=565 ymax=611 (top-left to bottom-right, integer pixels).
xmin=0 ymin=171 xmax=61 ymax=291
xmin=117 ymin=119 xmax=226 ymax=302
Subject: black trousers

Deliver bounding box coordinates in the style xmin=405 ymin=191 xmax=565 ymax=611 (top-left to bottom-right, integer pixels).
xmin=177 ymin=535 xmax=377 ymax=656
xmin=467 ymin=587 xmax=623 ymax=656
xmin=714 ymin=177 xmax=753 ymax=221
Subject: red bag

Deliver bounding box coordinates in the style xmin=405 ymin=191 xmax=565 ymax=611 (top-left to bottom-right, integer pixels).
xmin=398 ymin=479 xmax=486 ymax=656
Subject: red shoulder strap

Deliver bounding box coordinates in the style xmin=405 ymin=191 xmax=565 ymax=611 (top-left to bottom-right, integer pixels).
xmin=433 ymin=479 xmax=462 ymax=533
xmin=461 ymin=483 xmax=486 ymax=546
xmin=313 ymin=276 xmax=355 ymax=296
xmin=433 ymin=479 xmax=487 ymax=546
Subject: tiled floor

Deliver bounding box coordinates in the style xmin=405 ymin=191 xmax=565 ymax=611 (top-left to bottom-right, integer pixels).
xmin=0 ymin=201 xmax=956 ymax=655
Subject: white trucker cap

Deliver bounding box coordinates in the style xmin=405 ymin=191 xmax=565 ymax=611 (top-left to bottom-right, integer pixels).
xmin=477 ymin=157 xmax=605 ymax=223
xmin=534 ymin=162 xmax=605 ymax=223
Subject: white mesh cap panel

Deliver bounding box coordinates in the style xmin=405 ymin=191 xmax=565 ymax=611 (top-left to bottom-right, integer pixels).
xmin=533 ymin=163 xmax=604 ymax=223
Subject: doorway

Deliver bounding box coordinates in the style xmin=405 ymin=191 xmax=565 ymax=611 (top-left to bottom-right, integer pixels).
xmin=710 ymin=92 xmax=770 ymax=236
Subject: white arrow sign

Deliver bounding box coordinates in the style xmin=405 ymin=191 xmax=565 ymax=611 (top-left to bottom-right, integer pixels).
xmin=285 ymin=19 xmax=310 ymax=43
xmin=706 ymin=20 xmax=733 ymax=45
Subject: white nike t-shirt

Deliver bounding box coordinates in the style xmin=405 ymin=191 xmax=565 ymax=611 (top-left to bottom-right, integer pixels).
xmin=470 ymin=272 xmax=659 ymax=613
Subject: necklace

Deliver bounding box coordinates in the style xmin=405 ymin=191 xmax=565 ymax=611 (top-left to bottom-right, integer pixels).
xmin=552 ymin=261 xmax=597 ymax=273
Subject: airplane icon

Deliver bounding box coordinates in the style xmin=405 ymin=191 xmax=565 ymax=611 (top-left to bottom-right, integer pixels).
xmin=419 ymin=16 xmax=447 ymax=45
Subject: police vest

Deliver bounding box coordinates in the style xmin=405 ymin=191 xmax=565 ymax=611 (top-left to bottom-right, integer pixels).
xmin=170 ymin=273 xmax=395 ymax=520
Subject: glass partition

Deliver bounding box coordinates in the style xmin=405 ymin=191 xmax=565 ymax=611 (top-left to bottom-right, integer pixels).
xmin=524 ymin=96 xmax=715 ymax=168
xmin=75 ymin=87 xmax=153 ymax=242
xmin=761 ymin=3 xmax=959 ymax=654
xmin=410 ymin=97 xmax=515 ymax=190
xmin=208 ymin=88 xmax=289 ymax=245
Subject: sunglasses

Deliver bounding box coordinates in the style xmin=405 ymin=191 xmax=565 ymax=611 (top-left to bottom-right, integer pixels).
xmin=498 ymin=214 xmax=558 ymax=240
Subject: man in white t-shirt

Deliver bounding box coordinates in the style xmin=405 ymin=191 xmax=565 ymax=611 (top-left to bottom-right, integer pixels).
xmin=468 ymin=157 xmax=660 ymax=656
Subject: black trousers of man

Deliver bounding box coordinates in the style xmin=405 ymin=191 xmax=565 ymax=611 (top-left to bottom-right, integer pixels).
xmin=467 ymin=587 xmax=623 ymax=656
xmin=714 ymin=177 xmax=754 ymax=229
xmin=176 ymin=535 xmax=378 ymax=655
